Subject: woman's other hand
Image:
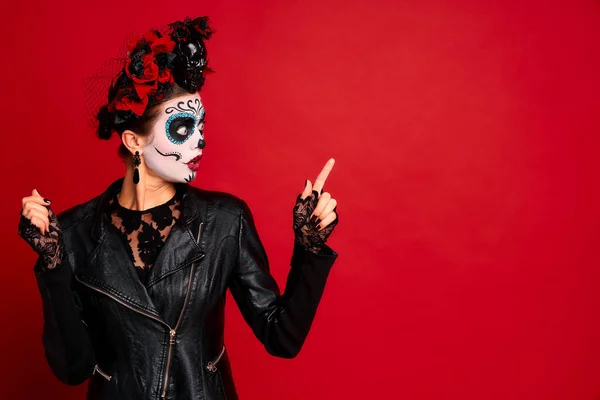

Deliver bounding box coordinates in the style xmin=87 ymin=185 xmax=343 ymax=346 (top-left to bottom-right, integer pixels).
xmin=293 ymin=158 xmax=339 ymax=253
xmin=18 ymin=189 xmax=64 ymax=270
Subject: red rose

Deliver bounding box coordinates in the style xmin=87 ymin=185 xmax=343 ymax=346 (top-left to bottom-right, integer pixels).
xmin=158 ymin=68 xmax=174 ymax=84
xmin=126 ymin=53 xmax=159 ymax=83
xmin=109 ymin=87 xmax=149 ymax=116
xmin=125 ymin=53 xmax=160 ymax=98
xmin=132 ymin=80 xmax=158 ymax=99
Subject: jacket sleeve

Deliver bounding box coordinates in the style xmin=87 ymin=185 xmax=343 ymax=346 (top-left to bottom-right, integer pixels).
xmin=229 ymin=199 xmax=339 ymax=358
xmin=33 ymin=244 xmax=95 ymax=385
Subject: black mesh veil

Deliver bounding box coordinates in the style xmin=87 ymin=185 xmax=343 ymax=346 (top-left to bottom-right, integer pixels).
xmin=83 ymin=57 xmax=126 ymax=131
xmin=82 ymin=17 xmax=214 ymax=137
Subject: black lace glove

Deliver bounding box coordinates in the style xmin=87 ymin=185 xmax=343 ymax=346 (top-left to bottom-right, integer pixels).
xmin=293 ymin=189 xmax=339 ymax=254
xmin=18 ymin=207 xmax=64 ymax=272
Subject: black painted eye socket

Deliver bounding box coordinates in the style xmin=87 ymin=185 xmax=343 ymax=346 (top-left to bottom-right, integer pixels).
xmin=165 ymin=112 xmax=198 ymax=144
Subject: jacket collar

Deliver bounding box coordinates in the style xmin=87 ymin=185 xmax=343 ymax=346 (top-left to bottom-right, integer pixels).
xmin=90 ymin=177 xmax=202 ymax=243
xmin=77 ymin=177 xmax=208 ymax=320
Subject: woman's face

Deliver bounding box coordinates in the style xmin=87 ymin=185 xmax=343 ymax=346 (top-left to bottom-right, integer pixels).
xmin=142 ymin=93 xmax=206 ymax=183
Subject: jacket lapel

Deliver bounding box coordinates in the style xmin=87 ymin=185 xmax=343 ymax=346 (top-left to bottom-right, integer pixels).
xmin=76 ymin=226 xmax=163 ymax=318
xmin=144 ymin=221 xmax=205 ymax=288
xmin=75 ymin=177 xmax=208 ymax=319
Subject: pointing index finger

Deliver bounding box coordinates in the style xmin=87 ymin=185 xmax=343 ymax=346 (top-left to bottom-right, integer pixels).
xmin=312 ymin=158 xmax=335 ymax=193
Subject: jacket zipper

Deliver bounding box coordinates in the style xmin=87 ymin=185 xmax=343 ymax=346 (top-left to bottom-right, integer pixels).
xmin=206 ymin=345 xmax=226 ymax=372
xmin=93 ymin=364 xmax=112 ymax=381
xmin=76 ymin=221 xmax=204 ymax=399
xmin=160 ymin=257 xmax=198 ymax=398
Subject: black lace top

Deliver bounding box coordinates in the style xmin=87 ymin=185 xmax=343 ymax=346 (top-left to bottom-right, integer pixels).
xmin=107 ymin=192 xmax=182 ymax=285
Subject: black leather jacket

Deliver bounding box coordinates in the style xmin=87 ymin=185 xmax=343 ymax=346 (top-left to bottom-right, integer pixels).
xmin=33 ymin=178 xmax=338 ymax=399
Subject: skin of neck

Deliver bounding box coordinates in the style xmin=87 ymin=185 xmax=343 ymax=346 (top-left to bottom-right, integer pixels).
xmin=118 ymin=156 xmax=176 ymax=211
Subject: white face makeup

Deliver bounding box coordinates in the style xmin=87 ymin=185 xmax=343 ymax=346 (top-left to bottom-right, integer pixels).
xmin=142 ymin=93 xmax=206 ymax=183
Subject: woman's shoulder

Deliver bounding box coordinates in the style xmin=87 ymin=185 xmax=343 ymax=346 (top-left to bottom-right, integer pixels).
xmin=187 ymin=185 xmax=246 ymax=217
xmin=55 ymin=184 xmax=252 ymax=231
xmin=56 ymin=194 xmax=103 ymax=233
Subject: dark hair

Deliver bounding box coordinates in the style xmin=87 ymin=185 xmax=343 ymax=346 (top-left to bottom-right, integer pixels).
xmin=96 ymin=83 xmax=191 ymax=159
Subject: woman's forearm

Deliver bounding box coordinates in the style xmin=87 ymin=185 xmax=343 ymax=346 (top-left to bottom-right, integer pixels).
xmin=34 ymin=255 xmax=95 ymax=385
xmin=229 ymin=200 xmax=338 ymax=358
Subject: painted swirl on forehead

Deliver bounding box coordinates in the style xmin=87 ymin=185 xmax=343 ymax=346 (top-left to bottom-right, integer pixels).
xmin=165 ymin=98 xmax=203 ymax=118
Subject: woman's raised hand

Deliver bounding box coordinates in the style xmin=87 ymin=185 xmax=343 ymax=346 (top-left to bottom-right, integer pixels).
xmin=18 ymin=189 xmax=63 ymax=270
xmin=293 ymin=158 xmax=339 ymax=253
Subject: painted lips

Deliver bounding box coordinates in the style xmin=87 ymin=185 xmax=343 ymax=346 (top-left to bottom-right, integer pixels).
xmin=186 ymin=154 xmax=203 ymax=171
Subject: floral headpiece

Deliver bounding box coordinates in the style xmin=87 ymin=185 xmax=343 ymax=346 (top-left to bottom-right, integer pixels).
xmin=106 ymin=16 xmax=213 ymax=121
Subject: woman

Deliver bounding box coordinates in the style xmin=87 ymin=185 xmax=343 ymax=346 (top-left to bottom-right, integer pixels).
xmin=18 ymin=16 xmax=339 ymax=400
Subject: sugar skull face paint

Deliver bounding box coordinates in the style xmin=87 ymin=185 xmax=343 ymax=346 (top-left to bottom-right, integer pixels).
xmin=142 ymin=93 xmax=206 ymax=183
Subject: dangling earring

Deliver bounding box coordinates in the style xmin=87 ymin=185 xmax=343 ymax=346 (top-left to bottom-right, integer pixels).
xmin=133 ymin=151 xmax=141 ymax=184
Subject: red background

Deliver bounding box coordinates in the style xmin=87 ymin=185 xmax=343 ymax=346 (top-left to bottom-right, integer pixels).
xmin=1 ymin=0 xmax=600 ymax=399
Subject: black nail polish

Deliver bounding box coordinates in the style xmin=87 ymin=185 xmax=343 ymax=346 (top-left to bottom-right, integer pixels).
xmin=44 ymin=198 xmax=51 ymax=203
